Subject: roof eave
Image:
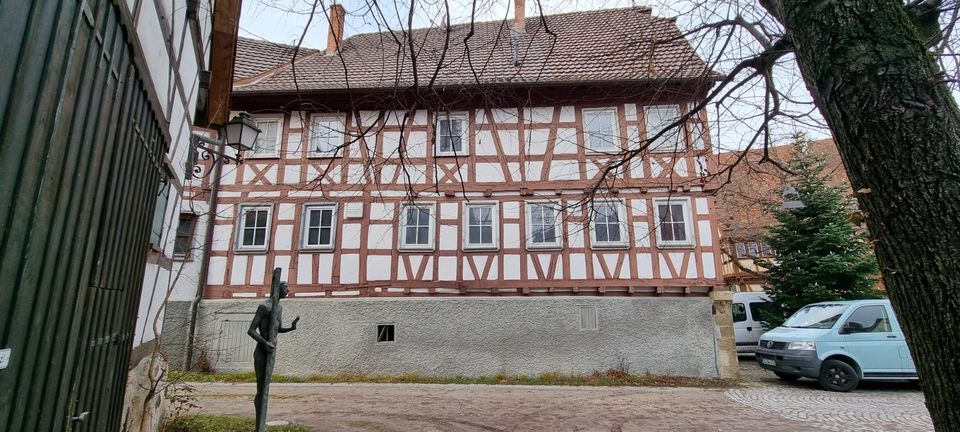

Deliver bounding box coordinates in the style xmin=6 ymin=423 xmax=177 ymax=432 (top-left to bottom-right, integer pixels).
xmin=232 ymin=74 xmax=724 ymax=96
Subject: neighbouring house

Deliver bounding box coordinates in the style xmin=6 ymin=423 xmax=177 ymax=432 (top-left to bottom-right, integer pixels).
xmin=164 ymin=5 xmax=736 ymax=378
xmin=1 ymin=0 xmax=241 ymax=430
xmin=715 ymin=138 xmax=852 ymax=292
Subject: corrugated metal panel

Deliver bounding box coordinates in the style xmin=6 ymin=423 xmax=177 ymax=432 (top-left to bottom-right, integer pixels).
xmin=0 ymin=1 xmax=169 ymax=430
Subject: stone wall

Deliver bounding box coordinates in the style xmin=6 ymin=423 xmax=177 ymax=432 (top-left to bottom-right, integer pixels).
xmin=161 ymin=301 xmax=196 ymax=370
xmin=166 ymin=297 xmax=721 ymax=378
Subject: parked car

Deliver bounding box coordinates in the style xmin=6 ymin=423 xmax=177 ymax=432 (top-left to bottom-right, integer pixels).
xmin=733 ymin=292 xmax=771 ymax=353
xmin=756 ymin=299 xmax=917 ymax=391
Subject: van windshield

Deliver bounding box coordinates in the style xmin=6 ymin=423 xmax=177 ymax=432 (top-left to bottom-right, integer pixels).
xmin=783 ymin=304 xmax=849 ymax=329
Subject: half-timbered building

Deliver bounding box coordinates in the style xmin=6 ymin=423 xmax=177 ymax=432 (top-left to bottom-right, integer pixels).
xmin=166 ymin=5 xmax=735 ymax=378
xmin=715 ymin=138 xmax=853 ymax=292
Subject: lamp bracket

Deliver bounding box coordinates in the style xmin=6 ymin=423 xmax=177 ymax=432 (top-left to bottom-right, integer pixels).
xmin=190 ymin=133 xmax=244 ymax=179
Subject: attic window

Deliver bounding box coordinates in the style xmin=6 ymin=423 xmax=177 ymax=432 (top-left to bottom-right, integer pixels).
xmin=583 ymin=108 xmax=619 ymax=153
xmin=435 ymin=113 xmax=467 ymax=156
xmin=646 ymin=105 xmax=682 ymax=153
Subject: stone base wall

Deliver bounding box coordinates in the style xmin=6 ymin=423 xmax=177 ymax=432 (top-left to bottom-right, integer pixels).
xmin=161 ymin=300 xmax=195 ymax=370
xmin=164 ymin=297 xmax=721 ymax=378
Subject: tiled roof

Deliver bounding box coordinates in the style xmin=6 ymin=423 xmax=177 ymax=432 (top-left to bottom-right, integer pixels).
xmin=234 ymin=7 xmax=717 ymax=93
xmin=233 ymin=37 xmax=321 ymax=82
xmin=715 ymin=139 xmax=850 ymax=241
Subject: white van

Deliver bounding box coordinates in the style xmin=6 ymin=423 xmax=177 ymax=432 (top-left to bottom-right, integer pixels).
xmin=733 ymin=292 xmax=771 ymax=353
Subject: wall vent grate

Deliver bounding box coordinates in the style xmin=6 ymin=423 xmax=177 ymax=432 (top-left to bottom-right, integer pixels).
xmin=579 ymin=306 xmax=599 ymax=331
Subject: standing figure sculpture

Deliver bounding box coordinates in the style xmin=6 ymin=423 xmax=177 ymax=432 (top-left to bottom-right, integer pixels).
xmin=247 ymin=269 xmax=299 ymax=432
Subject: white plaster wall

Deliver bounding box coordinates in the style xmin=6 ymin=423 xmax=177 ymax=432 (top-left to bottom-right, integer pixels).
xmin=128 ymin=0 xmax=214 ymax=350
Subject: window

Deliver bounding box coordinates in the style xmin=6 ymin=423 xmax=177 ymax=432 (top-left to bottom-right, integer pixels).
xmin=645 ymin=105 xmax=682 ymax=153
xmin=843 ymin=306 xmax=892 ymax=333
xmin=236 ymin=205 xmax=272 ymax=252
xmin=590 ymin=201 xmax=628 ymax=248
xmin=377 ymin=324 xmax=395 ymax=342
xmin=464 ymin=203 xmax=499 ymax=250
xmin=173 ymin=214 xmax=197 ymax=259
xmin=749 ymin=302 xmax=773 ymax=323
xmin=583 ymin=108 xmax=618 ymax=152
xmin=735 ymin=240 xmax=773 ymax=257
xmin=435 ymin=113 xmax=466 ymax=156
xmin=149 ymin=174 xmax=170 ymax=246
xmin=301 ymin=204 xmax=337 ymax=250
xmin=399 ymin=204 xmax=435 ymax=250
xmin=735 ymin=242 xmax=747 ymax=258
xmin=251 ymin=119 xmax=280 ymax=157
xmin=653 ymin=198 xmax=693 ymax=247
xmin=309 ymin=115 xmax=343 ymax=157
xmin=732 ymin=303 xmax=747 ymax=323
xmin=759 ymin=241 xmax=773 ymax=257
xmin=526 ymin=203 xmax=562 ymax=249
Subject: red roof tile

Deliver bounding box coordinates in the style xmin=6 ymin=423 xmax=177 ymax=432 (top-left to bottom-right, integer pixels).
xmin=233 ymin=37 xmax=321 ymax=82
xmin=234 ymin=7 xmax=717 ymax=93
xmin=715 ymin=139 xmax=851 ymax=241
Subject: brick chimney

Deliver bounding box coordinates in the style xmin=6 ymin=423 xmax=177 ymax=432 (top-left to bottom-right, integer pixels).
xmin=514 ymin=0 xmax=525 ymax=32
xmin=326 ymin=4 xmax=346 ymax=53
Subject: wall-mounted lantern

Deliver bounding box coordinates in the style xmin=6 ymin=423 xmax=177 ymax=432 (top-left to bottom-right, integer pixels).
xmin=191 ymin=112 xmax=261 ymax=178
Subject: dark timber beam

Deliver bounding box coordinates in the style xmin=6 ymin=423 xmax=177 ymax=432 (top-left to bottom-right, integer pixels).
xmin=206 ymin=0 xmax=243 ymax=127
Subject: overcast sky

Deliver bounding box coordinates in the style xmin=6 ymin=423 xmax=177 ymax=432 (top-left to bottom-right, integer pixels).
xmin=239 ymin=0 xmax=641 ymax=48
xmin=237 ymin=0 xmax=831 ymax=152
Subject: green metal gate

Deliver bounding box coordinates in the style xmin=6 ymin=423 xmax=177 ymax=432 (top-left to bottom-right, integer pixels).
xmin=0 ymin=1 xmax=168 ymax=430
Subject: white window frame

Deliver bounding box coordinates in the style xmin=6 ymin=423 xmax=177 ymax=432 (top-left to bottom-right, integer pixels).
xmin=645 ymin=105 xmax=683 ymax=153
xmin=582 ymin=107 xmax=620 ymax=153
xmin=652 ymin=197 xmax=695 ymax=248
xmin=248 ymin=116 xmax=282 ymax=158
xmin=300 ymin=203 xmax=338 ymax=251
xmin=308 ymin=113 xmax=345 ymax=157
xmin=434 ymin=112 xmax=468 ymax=156
xmin=462 ymin=202 xmax=500 ymax=251
xmin=398 ymin=203 xmax=436 ymax=251
xmin=525 ymin=201 xmax=563 ymax=250
xmin=589 ymin=200 xmax=629 ymax=249
xmin=235 ymin=204 xmax=273 ymax=252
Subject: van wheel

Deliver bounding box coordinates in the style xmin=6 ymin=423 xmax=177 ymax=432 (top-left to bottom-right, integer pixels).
xmin=774 ymin=372 xmax=801 ymax=381
xmin=819 ymin=359 xmax=859 ymax=392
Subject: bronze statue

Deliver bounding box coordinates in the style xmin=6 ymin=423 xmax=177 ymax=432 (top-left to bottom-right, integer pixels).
xmin=248 ymin=268 xmax=299 ymax=432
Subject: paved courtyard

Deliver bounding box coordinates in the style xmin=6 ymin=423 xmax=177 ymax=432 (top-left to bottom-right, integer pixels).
xmin=729 ymin=358 xmax=931 ymax=432
xmin=188 ymin=358 xmax=932 ymax=431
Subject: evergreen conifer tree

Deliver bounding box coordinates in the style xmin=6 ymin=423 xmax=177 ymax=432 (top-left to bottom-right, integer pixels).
xmin=760 ymin=139 xmax=881 ymax=328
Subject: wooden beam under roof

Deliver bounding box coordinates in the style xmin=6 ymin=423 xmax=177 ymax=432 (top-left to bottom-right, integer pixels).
xmin=206 ymin=0 xmax=243 ymax=126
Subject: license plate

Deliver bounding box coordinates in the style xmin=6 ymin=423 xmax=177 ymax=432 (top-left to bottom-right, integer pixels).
xmin=761 ymin=358 xmax=777 ymax=366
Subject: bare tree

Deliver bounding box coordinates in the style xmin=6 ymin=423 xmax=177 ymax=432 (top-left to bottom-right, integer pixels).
xmin=231 ymin=0 xmax=960 ymax=427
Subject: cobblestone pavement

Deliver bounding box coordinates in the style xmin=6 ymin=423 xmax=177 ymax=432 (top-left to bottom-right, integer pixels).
xmin=731 ymin=355 xmax=933 ymax=432
xmin=192 ymin=382 xmax=809 ymax=431
xmin=187 ymin=359 xmax=933 ymax=432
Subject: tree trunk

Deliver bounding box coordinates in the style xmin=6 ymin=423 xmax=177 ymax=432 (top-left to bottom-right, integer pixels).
xmin=762 ymin=1 xmax=960 ymax=429
xmin=764 ymin=0 xmax=960 ymax=431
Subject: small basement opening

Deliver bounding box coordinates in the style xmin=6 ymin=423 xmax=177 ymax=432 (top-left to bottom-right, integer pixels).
xmin=377 ymin=324 xmax=395 ymax=342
